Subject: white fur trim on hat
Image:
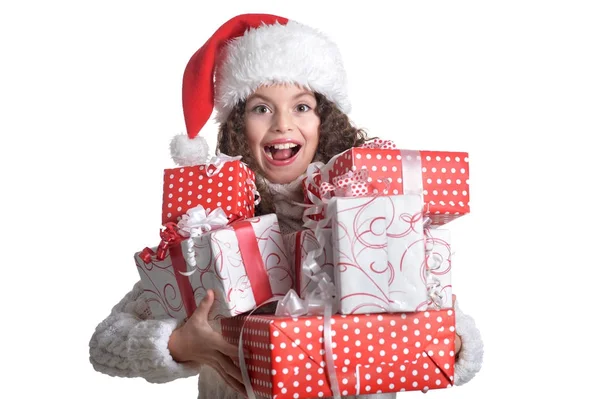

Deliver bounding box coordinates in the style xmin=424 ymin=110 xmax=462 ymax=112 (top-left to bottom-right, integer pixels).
xmin=170 ymin=133 xmax=210 ymax=166
xmin=214 ymin=21 xmax=351 ymax=122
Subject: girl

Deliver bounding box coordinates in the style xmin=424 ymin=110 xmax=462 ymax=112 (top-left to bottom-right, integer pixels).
xmin=89 ymin=13 xmax=483 ymax=399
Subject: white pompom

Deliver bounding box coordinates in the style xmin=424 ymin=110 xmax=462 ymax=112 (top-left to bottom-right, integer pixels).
xmin=170 ymin=134 xmax=210 ymax=166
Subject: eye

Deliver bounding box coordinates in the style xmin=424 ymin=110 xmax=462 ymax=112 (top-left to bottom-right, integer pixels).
xmin=251 ymin=105 xmax=271 ymax=114
xmin=296 ymin=103 xmax=312 ymax=112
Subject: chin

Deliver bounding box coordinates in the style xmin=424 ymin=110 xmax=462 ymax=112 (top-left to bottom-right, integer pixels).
xmin=264 ymin=172 xmax=298 ymax=185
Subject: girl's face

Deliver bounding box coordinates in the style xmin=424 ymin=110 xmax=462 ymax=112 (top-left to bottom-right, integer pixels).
xmin=244 ymin=84 xmax=320 ymax=184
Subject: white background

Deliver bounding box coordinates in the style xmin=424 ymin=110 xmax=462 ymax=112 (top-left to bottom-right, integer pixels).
xmin=1 ymin=1 xmax=599 ymax=398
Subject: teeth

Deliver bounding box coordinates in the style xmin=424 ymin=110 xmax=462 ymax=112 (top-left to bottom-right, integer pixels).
xmin=270 ymin=143 xmax=298 ymax=150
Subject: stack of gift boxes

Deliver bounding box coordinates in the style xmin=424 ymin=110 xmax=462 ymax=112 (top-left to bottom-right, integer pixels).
xmin=133 ymin=140 xmax=470 ymax=399
xmin=134 ymin=156 xmax=295 ymax=321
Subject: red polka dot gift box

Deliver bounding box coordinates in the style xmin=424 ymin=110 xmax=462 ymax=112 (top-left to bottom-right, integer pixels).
xmin=162 ymin=159 xmax=256 ymax=225
xmin=303 ymin=139 xmax=470 ymax=227
xmin=221 ymin=310 xmax=456 ymax=399
xmin=134 ymin=214 xmax=293 ymax=321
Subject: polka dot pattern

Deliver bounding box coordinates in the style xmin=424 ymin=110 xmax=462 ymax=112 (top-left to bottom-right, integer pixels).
xmin=221 ymin=310 xmax=455 ymax=398
xmin=162 ymin=161 xmax=255 ymax=225
xmin=303 ymin=147 xmax=470 ymax=227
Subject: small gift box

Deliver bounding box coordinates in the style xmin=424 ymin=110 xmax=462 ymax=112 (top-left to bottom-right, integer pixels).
xmin=222 ymin=310 xmax=456 ymax=399
xmin=283 ymin=229 xmax=335 ymax=299
xmin=135 ymin=208 xmax=293 ymax=321
xmin=303 ymin=139 xmax=470 ymax=226
xmin=425 ymin=228 xmax=453 ymax=309
xmin=162 ymin=154 xmax=256 ymax=225
xmin=329 ymin=195 xmax=429 ymax=314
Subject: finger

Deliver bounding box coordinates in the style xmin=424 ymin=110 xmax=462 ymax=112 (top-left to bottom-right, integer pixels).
xmin=210 ymin=360 xmax=247 ymax=397
xmin=455 ymin=333 xmax=462 ymax=355
xmin=215 ymin=352 xmax=244 ymax=385
xmin=191 ymin=290 xmax=215 ymax=322
xmin=452 ymin=294 xmax=457 ymax=307
xmin=215 ymin=336 xmax=245 ymax=359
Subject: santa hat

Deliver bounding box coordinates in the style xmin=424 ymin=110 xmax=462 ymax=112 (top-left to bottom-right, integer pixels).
xmin=170 ymin=13 xmax=351 ymax=166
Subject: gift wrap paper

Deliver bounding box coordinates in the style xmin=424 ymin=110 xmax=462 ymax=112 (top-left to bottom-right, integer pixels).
xmin=222 ymin=310 xmax=456 ymax=399
xmin=329 ymin=195 xmax=428 ymax=314
xmin=304 ymin=140 xmax=470 ymax=226
xmin=162 ymin=160 xmax=255 ymax=225
xmin=135 ymin=214 xmax=293 ymax=320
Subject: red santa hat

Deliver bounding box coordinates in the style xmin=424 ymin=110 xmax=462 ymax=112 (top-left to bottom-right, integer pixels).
xmin=170 ymin=13 xmax=351 ymax=166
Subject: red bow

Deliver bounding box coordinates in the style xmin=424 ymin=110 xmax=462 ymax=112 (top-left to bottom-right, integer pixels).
xmin=156 ymin=222 xmax=182 ymax=260
xmin=319 ymin=169 xmax=370 ymax=198
xmin=140 ymin=222 xmax=183 ymax=263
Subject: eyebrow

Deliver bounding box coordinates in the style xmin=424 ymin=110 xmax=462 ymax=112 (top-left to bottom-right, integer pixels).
xmin=246 ymin=91 xmax=316 ymax=104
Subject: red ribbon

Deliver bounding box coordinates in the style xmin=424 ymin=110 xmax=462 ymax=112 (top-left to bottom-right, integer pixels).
xmin=170 ymin=240 xmax=197 ymax=318
xmin=157 ymin=222 xmax=181 ymax=260
xmin=232 ymin=220 xmax=273 ymax=305
xmin=140 ymin=247 xmax=156 ymax=263
xmin=141 ymin=222 xmax=196 ymax=318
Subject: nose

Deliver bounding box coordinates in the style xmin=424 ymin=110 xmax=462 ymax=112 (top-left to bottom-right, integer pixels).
xmin=272 ymin=110 xmax=293 ymax=133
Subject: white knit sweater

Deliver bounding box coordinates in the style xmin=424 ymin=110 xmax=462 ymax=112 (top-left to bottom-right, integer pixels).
xmin=89 ymin=179 xmax=484 ymax=398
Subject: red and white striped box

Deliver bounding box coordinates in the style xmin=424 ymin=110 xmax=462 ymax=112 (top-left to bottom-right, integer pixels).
xmin=162 ymin=160 xmax=255 ymax=225
xmin=221 ymin=310 xmax=456 ymax=399
xmin=303 ymin=140 xmax=470 ymax=226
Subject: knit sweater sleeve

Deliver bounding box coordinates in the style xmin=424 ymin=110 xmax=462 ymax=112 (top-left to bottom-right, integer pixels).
xmin=88 ymin=281 xmax=199 ymax=383
xmin=453 ymin=300 xmax=484 ymax=386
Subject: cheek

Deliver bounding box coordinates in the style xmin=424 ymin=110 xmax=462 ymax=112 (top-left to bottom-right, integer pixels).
xmin=306 ymin=126 xmax=321 ymax=150
xmin=299 ymin=117 xmax=320 ymax=143
xmin=245 ymin=133 xmax=261 ymax=150
xmin=243 ymin=119 xmax=265 ymax=150
xmin=245 ymin=135 xmax=264 ymax=162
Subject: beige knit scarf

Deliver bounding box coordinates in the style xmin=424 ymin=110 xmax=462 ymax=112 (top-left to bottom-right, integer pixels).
xmin=259 ymin=174 xmax=307 ymax=235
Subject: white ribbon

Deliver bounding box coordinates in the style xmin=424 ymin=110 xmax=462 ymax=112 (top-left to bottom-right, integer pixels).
xmin=204 ymin=151 xmax=243 ymax=177
xmin=175 ymin=205 xmax=229 ymax=276
xmin=424 ymin=225 xmax=444 ymax=309
xmin=247 ymin=178 xmax=261 ymax=206
xmin=271 ymin=163 xmax=341 ymax=398
xmin=237 ymin=297 xmax=283 ymax=399
xmin=176 ymin=205 xmax=229 ymax=237
xmin=278 ymin=146 xmax=423 ymax=398
xmin=400 ymin=149 xmax=424 ymax=199
xmin=275 ymin=280 xmax=340 ymax=399
xmin=201 ymin=152 xmax=261 ymax=206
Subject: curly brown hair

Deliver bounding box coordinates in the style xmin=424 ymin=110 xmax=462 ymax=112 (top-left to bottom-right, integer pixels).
xmin=216 ymin=92 xmax=370 ymax=214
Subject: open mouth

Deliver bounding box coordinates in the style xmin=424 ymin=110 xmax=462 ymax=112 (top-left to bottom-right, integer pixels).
xmin=264 ymin=143 xmax=302 ymax=161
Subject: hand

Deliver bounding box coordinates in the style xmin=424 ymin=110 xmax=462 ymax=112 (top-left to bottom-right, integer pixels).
xmin=452 ymin=294 xmax=462 ymax=357
xmin=455 ymin=332 xmax=462 ymax=355
xmin=168 ymin=290 xmax=247 ymax=397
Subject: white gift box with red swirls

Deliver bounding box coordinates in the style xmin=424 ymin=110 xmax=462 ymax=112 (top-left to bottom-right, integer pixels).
xmin=134 ymin=214 xmax=293 ymax=321
xmin=328 ymin=195 xmax=430 ymax=314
